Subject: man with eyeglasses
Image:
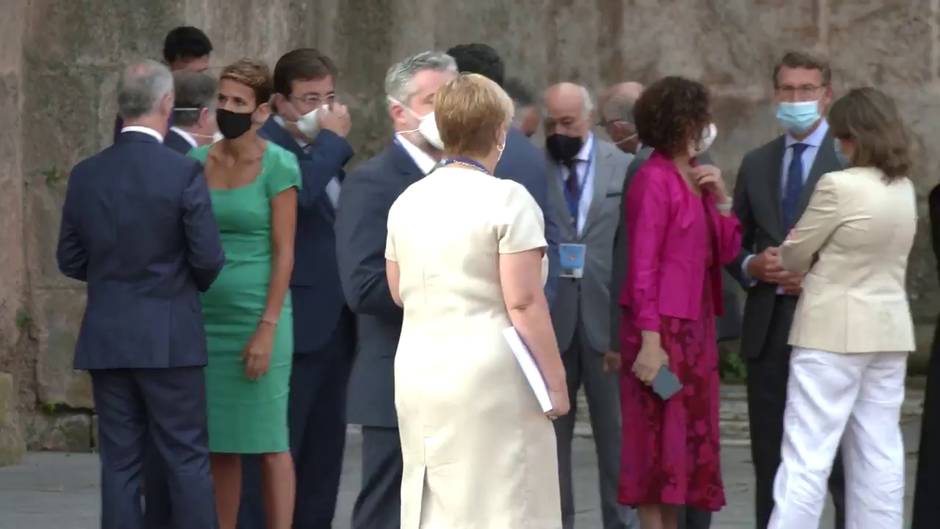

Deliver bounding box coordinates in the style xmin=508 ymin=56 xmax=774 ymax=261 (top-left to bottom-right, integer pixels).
xmin=598 ymin=82 xmax=644 ymax=156
xmin=726 ymin=50 xmax=846 ymax=529
xmin=237 ymin=48 xmax=356 ymax=529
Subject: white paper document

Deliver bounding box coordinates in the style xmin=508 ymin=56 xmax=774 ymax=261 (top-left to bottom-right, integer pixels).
xmin=502 ymin=327 xmax=553 ymax=413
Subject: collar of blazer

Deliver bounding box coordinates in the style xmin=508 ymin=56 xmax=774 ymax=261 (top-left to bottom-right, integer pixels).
xmin=763 ymin=129 xmax=841 ymax=241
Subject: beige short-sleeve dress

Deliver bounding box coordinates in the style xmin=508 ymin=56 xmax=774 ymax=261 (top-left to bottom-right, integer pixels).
xmin=385 ymin=165 xmax=561 ymax=529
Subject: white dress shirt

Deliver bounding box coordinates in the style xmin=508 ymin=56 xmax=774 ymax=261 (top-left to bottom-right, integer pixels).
xmin=170 ymin=126 xmax=198 ymax=149
xmin=555 ymin=132 xmax=595 ymax=236
xmin=121 ymin=126 xmax=163 ymax=143
xmin=395 ymin=133 xmax=438 ymax=175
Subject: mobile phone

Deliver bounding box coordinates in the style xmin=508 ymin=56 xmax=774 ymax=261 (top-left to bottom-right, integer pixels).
xmin=651 ymin=366 xmax=683 ymax=400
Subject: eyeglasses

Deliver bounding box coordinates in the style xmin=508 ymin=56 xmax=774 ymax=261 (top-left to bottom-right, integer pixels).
xmin=289 ymin=94 xmax=334 ymax=106
xmin=776 ymin=84 xmax=826 ymax=98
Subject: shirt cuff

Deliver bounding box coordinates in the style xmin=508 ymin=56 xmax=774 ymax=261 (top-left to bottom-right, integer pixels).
xmin=741 ymin=254 xmax=758 ymax=287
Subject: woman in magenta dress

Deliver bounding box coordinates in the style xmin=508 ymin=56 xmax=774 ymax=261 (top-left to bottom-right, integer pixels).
xmin=617 ymin=76 xmax=741 ymax=529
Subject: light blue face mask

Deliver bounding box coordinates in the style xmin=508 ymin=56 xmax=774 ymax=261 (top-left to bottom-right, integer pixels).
xmin=776 ymin=100 xmax=821 ymax=134
xmin=833 ymin=138 xmax=851 ymax=168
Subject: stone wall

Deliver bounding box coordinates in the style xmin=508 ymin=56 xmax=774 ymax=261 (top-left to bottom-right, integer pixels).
xmin=1 ymin=0 xmax=938 ymax=456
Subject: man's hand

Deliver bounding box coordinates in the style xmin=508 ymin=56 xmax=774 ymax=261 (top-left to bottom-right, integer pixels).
xmin=747 ymin=247 xmax=785 ymax=284
xmin=603 ymin=351 xmax=622 ymax=374
xmin=320 ymin=103 xmax=352 ymax=137
xmin=779 ymin=272 xmax=804 ymax=296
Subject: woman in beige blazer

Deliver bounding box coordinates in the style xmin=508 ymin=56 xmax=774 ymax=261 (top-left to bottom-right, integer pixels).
xmin=769 ymin=87 xmax=916 ymax=529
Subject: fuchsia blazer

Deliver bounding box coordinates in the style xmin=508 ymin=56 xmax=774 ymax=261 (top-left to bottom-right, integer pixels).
xmin=619 ymin=151 xmax=742 ymax=333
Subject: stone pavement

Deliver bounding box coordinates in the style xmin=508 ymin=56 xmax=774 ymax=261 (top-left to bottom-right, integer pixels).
xmin=0 ymin=385 xmax=924 ymax=529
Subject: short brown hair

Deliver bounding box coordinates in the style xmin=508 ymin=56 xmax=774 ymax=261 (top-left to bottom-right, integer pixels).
xmin=220 ymin=58 xmax=272 ymax=107
xmin=633 ymin=76 xmax=710 ymax=157
xmin=829 ymin=87 xmax=911 ymax=180
xmin=773 ymin=50 xmax=831 ymax=87
xmin=273 ymin=48 xmax=337 ymax=96
xmin=435 ymin=73 xmax=514 ymax=157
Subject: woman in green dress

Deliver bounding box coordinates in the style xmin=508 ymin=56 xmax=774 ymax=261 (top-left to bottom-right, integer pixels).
xmin=189 ymin=59 xmax=300 ymax=529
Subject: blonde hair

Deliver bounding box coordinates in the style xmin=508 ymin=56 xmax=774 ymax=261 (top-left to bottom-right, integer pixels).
xmin=434 ymin=73 xmax=514 ymax=157
xmin=220 ymin=58 xmax=272 ymax=107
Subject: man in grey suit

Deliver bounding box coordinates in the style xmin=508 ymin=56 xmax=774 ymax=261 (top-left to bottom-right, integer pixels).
xmin=727 ymin=51 xmax=845 ymax=529
xmin=543 ymin=82 xmax=637 ymax=529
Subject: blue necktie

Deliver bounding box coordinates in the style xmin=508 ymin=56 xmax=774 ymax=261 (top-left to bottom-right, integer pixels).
xmin=783 ymin=143 xmax=808 ymax=229
xmin=564 ymin=161 xmax=580 ymax=228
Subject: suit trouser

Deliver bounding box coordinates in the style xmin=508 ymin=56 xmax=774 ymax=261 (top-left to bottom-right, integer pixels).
xmin=677 ymin=508 xmax=712 ymax=529
xmin=351 ymin=426 xmax=403 ymax=529
xmin=91 ymin=367 xmax=217 ymax=529
xmin=237 ymin=321 xmax=354 ymax=529
xmin=912 ymin=322 xmax=940 ymax=529
xmin=746 ymin=296 xmax=845 ymax=529
xmin=768 ymin=348 xmax=907 ymax=529
xmin=555 ymin=331 xmax=637 ymax=529
xmin=143 ymin=441 xmax=172 ymax=529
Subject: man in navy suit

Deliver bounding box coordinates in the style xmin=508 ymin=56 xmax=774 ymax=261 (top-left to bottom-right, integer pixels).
xmin=236 ymin=48 xmax=355 ymax=529
xmin=57 ymin=60 xmax=224 ymax=529
xmin=335 ymin=50 xmax=457 ymax=529
xmin=164 ymin=71 xmax=219 ymax=155
xmin=446 ymin=43 xmax=559 ymax=303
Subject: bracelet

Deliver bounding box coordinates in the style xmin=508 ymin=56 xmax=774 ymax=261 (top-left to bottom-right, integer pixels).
xmin=716 ymin=200 xmax=733 ymax=212
xmin=259 ymin=317 xmax=278 ymax=326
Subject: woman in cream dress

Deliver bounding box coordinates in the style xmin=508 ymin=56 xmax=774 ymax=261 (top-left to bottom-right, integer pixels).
xmin=385 ymin=73 xmax=570 ymax=529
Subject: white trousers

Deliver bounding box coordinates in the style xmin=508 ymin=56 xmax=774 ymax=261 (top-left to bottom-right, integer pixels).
xmin=768 ymin=347 xmax=907 ymax=529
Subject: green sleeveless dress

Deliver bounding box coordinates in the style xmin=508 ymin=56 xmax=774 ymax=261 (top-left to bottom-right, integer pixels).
xmin=189 ymin=142 xmax=301 ymax=453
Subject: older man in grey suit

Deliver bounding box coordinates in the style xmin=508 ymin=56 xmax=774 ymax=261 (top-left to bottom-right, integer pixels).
xmin=543 ymin=82 xmax=636 ymax=529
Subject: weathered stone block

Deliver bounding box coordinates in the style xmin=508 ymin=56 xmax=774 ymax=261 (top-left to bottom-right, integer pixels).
xmin=32 ymin=288 xmax=92 ymax=410
xmin=0 ymin=372 xmax=26 ymax=465
xmin=26 ymin=411 xmax=93 ymax=453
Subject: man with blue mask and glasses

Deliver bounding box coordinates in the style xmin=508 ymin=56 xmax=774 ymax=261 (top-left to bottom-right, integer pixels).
xmin=726 ymin=50 xmax=846 ymax=529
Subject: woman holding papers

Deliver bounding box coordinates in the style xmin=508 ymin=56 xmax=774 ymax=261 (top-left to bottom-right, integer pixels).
xmin=385 ymin=73 xmax=568 ymax=529
xmin=618 ymin=77 xmax=740 ymax=529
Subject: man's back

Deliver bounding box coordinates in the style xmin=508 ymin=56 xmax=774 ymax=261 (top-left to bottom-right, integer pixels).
xmin=57 ymin=131 xmax=224 ymax=370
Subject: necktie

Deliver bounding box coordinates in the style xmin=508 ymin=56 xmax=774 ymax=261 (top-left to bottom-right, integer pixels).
xmin=564 ymin=160 xmax=580 ymax=228
xmin=783 ymin=143 xmax=808 ymax=229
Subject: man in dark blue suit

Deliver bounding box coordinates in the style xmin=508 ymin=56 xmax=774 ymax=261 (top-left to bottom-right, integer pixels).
xmin=164 ymin=71 xmax=219 ymax=155
xmin=236 ymin=49 xmax=355 ymax=529
xmin=335 ymin=50 xmax=458 ymax=529
xmin=57 ymin=60 xmax=224 ymax=529
xmin=446 ymin=42 xmax=559 ymax=303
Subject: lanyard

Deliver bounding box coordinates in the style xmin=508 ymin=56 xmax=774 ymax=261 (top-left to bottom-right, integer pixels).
xmin=440 ymin=156 xmax=490 ymax=175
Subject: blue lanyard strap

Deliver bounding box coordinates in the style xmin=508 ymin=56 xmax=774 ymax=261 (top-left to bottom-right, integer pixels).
xmin=441 ymin=157 xmax=490 ymax=175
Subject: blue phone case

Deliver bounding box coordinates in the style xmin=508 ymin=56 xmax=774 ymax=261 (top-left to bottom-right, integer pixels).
xmin=652 ymin=366 xmax=683 ymax=400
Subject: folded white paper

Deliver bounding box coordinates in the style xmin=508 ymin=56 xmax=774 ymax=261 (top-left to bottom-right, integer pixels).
xmin=502 ymin=327 xmax=553 ymax=413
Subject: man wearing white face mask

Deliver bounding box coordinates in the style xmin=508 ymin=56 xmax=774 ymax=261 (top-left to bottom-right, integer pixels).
xmin=335 ymin=50 xmax=458 ymax=529
xmin=237 ymin=48 xmax=357 ymax=529
xmin=166 ymin=71 xmax=220 ymax=154
xmin=726 ymin=50 xmax=846 ymax=529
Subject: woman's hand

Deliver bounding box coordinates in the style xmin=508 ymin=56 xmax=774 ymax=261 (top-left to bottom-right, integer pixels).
xmin=243 ymin=322 xmax=276 ymax=380
xmin=546 ymin=388 xmax=571 ymax=420
xmin=632 ymin=343 xmax=668 ymax=385
xmin=692 ymin=164 xmax=729 ymax=204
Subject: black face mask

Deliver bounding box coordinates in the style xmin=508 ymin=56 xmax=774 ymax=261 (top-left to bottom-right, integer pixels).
xmin=216 ymin=108 xmax=254 ymax=139
xmin=546 ymin=133 xmax=584 ymax=163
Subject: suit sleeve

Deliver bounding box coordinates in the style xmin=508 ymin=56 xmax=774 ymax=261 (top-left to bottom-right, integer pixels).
xmin=780 ymin=173 xmax=840 ymax=273
xmin=625 ymin=166 xmax=669 ymax=333
xmin=528 ymin=156 xmax=560 ymax=306
xmin=609 ymin=159 xmax=637 ymax=351
xmin=56 ymin=167 xmax=89 ymax=282
xmin=182 ymin=163 xmax=225 ymax=292
xmin=930 ymin=185 xmax=940 ymax=281
xmin=296 ymin=130 xmax=353 ymax=209
xmin=335 ymin=168 xmax=402 ymax=318
xmin=726 ymin=157 xmax=755 ymax=287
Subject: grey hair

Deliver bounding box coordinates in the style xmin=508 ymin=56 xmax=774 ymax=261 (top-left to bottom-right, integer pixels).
xmin=118 ymin=60 xmax=174 ymax=120
xmin=172 ymin=71 xmax=218 ymax=127
xmin=578 ymin=85 xmax=595 ymax=117
xmin=384 ymin=51 xmax=458 ymax=104
xmin=602 ymin=93 xmax=633 ymax=123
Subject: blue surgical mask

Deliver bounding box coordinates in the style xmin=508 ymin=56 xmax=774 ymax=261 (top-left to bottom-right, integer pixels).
xmin=776 ymin=100 xmax=821 ymax=134
xmin=833 ymin=138 xmax=851 ymax=167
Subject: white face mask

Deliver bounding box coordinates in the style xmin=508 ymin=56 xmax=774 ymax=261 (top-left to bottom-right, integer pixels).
xmin=295 ymin=105 xmax=327 ymax=140
xmin=390 ymin=97 xmax=444 ymax=150
xmin=690 ymin=123 xmax=718 ymax=158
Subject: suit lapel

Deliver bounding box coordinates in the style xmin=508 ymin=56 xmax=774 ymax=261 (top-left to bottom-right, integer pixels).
xmin=389 ymin=141 xmax=425 ymax=186
xmin=584 ymin=142 xmax=612 ymax=238
xmin=797 ymin=131 xmax=838 ymax=215
xmin=261 ymin=118 xmax=336 ymax=222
